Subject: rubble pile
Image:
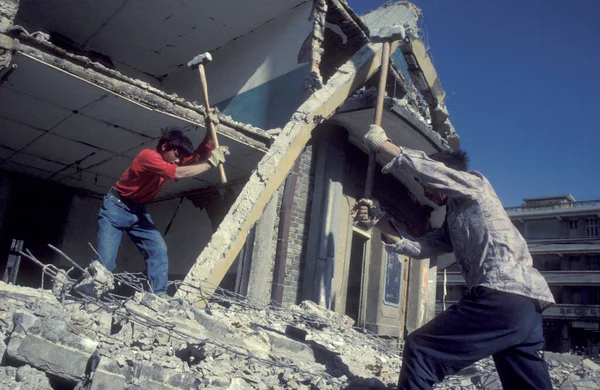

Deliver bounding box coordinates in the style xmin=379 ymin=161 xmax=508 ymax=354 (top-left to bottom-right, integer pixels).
xmin=0 ymin=259 xmax=599 ymax=389
xmin=0 ymin=279 xmax=404 ymax=389
xmin=434 ymin=352 xmax=600 ymax=390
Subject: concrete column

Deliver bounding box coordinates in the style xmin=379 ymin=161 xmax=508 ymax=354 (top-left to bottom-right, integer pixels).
xmin=0 ymin=0 xmax=19 ymax=70
xmin=405 ymin=257 xmax=431 ymax=334
xmin=425 ymin=257 xmax=438 ymax=323
xmin=246 ymin=190 xmax=279 ymax=304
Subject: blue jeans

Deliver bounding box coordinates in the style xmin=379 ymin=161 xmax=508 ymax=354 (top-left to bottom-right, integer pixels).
xmin=398 ymin=287 xmax=552 ymax=389
xmin=93 ymin=190 xmax=168 ymax=294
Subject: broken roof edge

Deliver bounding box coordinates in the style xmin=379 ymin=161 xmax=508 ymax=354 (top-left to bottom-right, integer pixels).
xmin=5 ymin=33 xmax=272 ymax=151
xmin=358 ymin=2 xmax=461 ymax=148
xmin=335 ymin=89 xmax=450 ymax=152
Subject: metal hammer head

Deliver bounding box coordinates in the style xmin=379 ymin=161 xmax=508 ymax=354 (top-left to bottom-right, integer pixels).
xmin=370 ymin=25 xmax=406 ymax=43
xmin=187 ymin=52 xmax=213 ymax=68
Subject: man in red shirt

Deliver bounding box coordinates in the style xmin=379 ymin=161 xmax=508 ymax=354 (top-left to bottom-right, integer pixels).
xmin=92 ymin=128 xmax=228 ymax=298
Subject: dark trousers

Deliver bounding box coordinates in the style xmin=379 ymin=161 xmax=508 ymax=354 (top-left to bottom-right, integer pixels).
xmin=398 ymin=287 xmax=552 ymax=389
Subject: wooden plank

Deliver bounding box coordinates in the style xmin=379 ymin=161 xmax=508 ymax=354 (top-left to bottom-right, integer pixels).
xmin=178 ymin=42 xmax=389 ymax=305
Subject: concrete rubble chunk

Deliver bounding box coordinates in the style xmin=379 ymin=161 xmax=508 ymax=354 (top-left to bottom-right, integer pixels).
xmin=190 ymin=307 xmax=232 ymax=336
xmin=0 ymin=281 xmax=55 ymax=303
xmin=2 ymin=283 xmax=600 ymax=389
xmin=6 ymin=316 xmax=98 ymax=382
xmin=298 ymin=300 xmax=355 ymax=327
xmin=560 ymin=378 xmax=600 ymax=390
xmin=264 ymin=330 xmax=315 ymax=363
xmin=544 ymin=351 xmax=584 ymax=365
xmin=73 ymin=262 xmax=115 ymax=299
xmin=90 ymin=356 xmax=200 ymax=390
xmin=0 ymin=364 xmax=53 ymax=390
xmin=582 ymin=359 xmax=600 ymax=371
xmin=227 ymin=377 xmax=254 ymax=390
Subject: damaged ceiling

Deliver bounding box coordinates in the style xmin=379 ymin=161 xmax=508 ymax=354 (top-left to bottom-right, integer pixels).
xmin=0 ymin=53 xmax=264 ymax=198
xmin=15 ymin=0 xmax=307 ymax=78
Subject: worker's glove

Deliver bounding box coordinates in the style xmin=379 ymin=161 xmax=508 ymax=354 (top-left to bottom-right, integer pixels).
xmin=352 ymin=198 xmax=386 ymax=226
xmin=208 ymin=145 xmax=230 ymax=167
xmin=363 ymin=124 xmax=390 ymax=153
xmin=207 ymin=111 xmax=220 ymax=125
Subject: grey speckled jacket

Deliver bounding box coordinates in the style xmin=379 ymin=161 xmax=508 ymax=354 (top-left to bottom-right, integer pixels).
xmin=382 ymin=147 xmax=555 ymax=308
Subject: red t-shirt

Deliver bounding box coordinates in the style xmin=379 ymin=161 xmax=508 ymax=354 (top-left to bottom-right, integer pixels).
xmin=115 ymin=140 xmax=213 ymax=204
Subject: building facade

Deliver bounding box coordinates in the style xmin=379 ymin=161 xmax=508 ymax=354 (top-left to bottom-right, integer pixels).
xmin=0 ymin=1 xmax=460 ymax=340
xmin=437 ymin=195 xmax=600 ymax=356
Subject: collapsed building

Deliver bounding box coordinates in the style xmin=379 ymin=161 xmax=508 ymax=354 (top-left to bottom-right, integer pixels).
xmin=0 ymin=0 xmax=456 ymax=338
xmin=3 ymin=1 xmax=595 ymax=389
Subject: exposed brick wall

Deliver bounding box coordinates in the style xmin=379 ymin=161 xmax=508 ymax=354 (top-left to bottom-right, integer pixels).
xmin=281 ymin=145 xmax=314 ymax=306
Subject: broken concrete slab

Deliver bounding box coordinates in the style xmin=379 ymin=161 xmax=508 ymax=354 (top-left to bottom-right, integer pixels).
xmin=189 ymin=307 xmax=232 ymax=336
xmin=582 ymin=359 xmax=600 ymax=371
xmin=265 ymin=330 xmax=315 ymax=363
xmin=0 ymin=281 xmax=55 ymax=303
xmin=90 ymin=356 xmax=201 ymax=390
xmin=6 ymin=315 xmax=98 ymax=382
xmin=179 ymin=40 xmax=392 ymax=304
xmin=10 ymin=38 xmax=270 ymax=150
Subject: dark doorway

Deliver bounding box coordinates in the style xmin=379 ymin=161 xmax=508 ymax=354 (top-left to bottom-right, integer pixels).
xmin=0 ymin=175 xmax=73 ymax=288
xmin=345 ymin=232 xmax=367 ymax=323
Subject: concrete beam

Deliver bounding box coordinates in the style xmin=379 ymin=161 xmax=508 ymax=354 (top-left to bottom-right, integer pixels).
xmin=5 ymin=36 xmax=270 ymax=150
xmin=178 ymin=41 xmax=390 ymax=304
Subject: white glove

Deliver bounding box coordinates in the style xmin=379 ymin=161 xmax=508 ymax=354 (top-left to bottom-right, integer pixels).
xmin=352 ymin=198 xmax=387 ymax=226
xmin=363 ymin=124 xmax=390 ymax=153
xmin=208 ymin=145 xmax=230 ymax=167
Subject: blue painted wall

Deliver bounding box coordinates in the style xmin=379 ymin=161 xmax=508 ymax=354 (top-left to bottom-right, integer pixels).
xmin=216 ymin=64 xmax=309 ymax=130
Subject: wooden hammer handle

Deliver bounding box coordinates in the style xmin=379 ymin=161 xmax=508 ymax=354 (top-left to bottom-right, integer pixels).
xmin=364 ymin=41 xmax=391 ymax=199
xmin=198 ymin=65 xmax=227 ymax=183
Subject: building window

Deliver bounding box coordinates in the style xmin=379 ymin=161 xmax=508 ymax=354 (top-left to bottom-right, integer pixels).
xmin=383 ymin=250 xmax=403 ymax=307
xmin=569 ymin=220 xmax=578 ymax=230
xmin=585 ymin=218 xmax=599 ymax=237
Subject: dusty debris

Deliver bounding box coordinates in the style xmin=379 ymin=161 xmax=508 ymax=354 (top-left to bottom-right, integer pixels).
xmin=0 ymin=271 xmax=403 ymax=389
xmin=1 ymin=263 xmax=600 ymax=390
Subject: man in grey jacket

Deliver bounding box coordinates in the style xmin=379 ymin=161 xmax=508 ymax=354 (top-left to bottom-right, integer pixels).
xmin=356 ymin=124 xmax=554 ymax=390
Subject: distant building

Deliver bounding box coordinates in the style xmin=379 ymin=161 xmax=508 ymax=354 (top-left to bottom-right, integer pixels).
xmin=437 ymin=195 xmax=600 ymax=356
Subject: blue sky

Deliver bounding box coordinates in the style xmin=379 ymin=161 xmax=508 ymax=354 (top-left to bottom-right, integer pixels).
xmin=347 ymin=0 xmax=600 ymax=207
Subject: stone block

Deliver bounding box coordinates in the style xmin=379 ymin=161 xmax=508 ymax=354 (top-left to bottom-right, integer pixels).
xmin=7 ymin=316 xmax=98 ymax=382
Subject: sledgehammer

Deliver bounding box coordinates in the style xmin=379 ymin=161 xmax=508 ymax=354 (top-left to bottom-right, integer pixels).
xmin=363 ymin=26 xmax=405 ymax=199
xmin=188 ymin=52 xmax=227 ymax=183
xmin=355 ymin=26 xmax=405 ymax=229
